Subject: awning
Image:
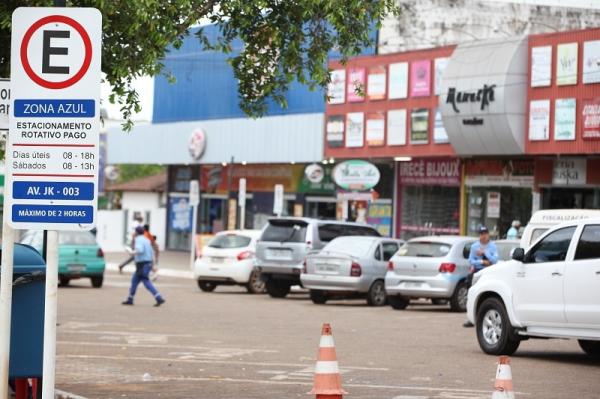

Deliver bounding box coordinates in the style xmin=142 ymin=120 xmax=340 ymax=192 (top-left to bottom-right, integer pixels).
xmin=439 ymin=37 xmax=528 ymax=155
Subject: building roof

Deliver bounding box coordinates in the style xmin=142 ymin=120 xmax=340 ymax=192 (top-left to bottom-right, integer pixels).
xmin=105 ymin=171 xmax=167 ymax=193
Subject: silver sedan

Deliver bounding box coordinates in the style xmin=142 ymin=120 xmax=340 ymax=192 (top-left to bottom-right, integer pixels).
xmin=301 ymin=236 xmax=404 ymax=306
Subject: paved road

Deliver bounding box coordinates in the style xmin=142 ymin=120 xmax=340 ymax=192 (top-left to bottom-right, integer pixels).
xmin=55 ymin=271 xmax=599 ymax=399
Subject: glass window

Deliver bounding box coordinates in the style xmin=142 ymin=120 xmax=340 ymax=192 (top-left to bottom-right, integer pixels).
xmin=526 ymin=227 xmax=576 ymax=263
xmin=323 ymin=237 xmax=375 ymax=258
xmin=208 ymin=234 xmax=252 ymax=249
xmin=382 ymin=242 xmax=399 ymax=261
xmin=261 ymin=220 xmax=307 ymax=243
xmin=574 ymin=225 xmax=600 ymax=260
xmin=396 ymin=241 xmax=452 ymax=258
xmin=530 ymin=228 xmax=548 ymax=245
xmin=59 ymin=231 xmax=97 ymax=246
xmin=374 ymin=246 xmax=382 ymax=261
xmin=318 ymin=224 xmax=380 ymax=242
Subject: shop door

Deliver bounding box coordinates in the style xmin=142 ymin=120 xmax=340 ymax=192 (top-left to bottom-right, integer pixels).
xmin=306 ymin=197 xmax=337 ymax=220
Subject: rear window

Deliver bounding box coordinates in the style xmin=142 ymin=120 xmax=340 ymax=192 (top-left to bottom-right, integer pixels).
xmin=322 ymin=237 xmax=375 ymax=258
xmin=396 ymin=241 xmax=452 ymax=258
xmin=209 ymin=234 xmax=252 ymax=249
xmin=59 ymin=231 xmax=97 ymax=246
xmin=318 ymin=224 xmax=380 ymax=242
xmin=261 ymin=220 xmax=307 ymax=243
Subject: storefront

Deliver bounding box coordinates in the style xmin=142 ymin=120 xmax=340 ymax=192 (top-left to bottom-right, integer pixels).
xmin=396 ymin=158 xmax=461 ymax=239
xmin=464 ymin=159 xmax=534 ymax=238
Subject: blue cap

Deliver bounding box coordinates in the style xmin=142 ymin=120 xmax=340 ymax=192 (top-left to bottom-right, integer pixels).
xmin=478 ymin=226 xmax=489 ymax=234
xmin=135 ymin=226 xmax=145 ymax=235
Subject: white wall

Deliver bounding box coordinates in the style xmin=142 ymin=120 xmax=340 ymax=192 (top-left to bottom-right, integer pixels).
xmin=121 ymin=191 xmax=161 ymax=210
xmin=96 ymin=210 xmax=125 ymax=252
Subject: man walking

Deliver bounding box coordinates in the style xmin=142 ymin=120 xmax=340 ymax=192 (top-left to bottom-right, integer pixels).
xmin=119 ymin=215 xmax=144 ymax=273
xmin=122 ymin=226 xmax=166 ymax=307
xmin=463 ymin=226 xmax=498 ymax=327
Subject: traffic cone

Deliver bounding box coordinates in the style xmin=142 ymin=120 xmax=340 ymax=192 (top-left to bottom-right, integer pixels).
xmin=309 ymin=323 xmax=347 ymax=399
xmin=492 ymin=356 xmax=515 ymax=399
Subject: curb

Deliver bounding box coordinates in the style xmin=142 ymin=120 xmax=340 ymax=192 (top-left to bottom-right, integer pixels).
xmin=106 ymin=263 xmax=194 ymax=280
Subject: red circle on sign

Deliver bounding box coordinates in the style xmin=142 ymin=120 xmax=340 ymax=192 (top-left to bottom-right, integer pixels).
xmin=20 ymin=15 xmax=93 ymax=90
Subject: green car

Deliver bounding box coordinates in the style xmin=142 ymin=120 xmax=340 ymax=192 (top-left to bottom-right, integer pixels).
xmin=20 ymin=230 xmax=106 ymax=288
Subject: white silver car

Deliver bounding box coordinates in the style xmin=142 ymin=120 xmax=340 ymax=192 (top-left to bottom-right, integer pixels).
xmin=194 ymin=230 xmax=264 ymax=293
xmin=386 ymin=236 xmax=476 ymax=312
xmin=301 ymin=236 xmax=404 ymax=306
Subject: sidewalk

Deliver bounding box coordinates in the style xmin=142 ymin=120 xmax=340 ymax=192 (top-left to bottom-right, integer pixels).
xmin=105 ymin=250 xmax=194 ymax=279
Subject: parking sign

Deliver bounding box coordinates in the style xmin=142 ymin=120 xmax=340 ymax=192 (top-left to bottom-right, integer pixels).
xmin=6 ymin=8 xmax=101 ymax=230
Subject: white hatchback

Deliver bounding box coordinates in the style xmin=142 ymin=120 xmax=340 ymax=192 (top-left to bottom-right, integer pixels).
xmin=194 ymin=230 xmax=264 ymax=294
xmin=467 ymin=219 xmax=600 ymax=357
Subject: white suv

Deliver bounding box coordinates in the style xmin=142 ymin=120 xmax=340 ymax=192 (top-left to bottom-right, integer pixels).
xmin=466 ymin=219 xmax=600 ymax=357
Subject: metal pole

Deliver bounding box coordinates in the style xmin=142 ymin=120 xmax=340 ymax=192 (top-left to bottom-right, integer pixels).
xmin=42 ymin=230 xmax=59 ymax=399
xmin=190 ymin=204 xmax=198 ymax=271
xmin=0 ymin=224 xmax=16 ymax=399
xmin=239 ymin=202 xmax=245 ymax=230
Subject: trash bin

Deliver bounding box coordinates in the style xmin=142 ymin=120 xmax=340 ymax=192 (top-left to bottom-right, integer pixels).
xmin=3 ymin=243 xmax=46 ymax=379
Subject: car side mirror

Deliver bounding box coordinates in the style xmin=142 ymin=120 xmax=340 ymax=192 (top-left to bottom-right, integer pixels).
xmin=512 ymin=248 xmax=525 ymax=262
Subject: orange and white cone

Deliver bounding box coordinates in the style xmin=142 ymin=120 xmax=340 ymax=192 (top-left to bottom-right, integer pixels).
xmin=492 ymin=356 xmax=515 ymax=399
xmin=309 ymin=323 xmax=348 ymax=399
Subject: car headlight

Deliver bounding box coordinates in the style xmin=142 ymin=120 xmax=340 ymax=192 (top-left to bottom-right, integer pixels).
xmin=471 ymin=272 xmax=482 ymax=286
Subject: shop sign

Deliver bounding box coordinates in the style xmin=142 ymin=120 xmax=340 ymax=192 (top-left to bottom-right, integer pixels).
xmin=345 ymin=112 xmax=364 ymax=147
xmin=333 ymin=160 xmax=380 ymax=191
xmin=556 ymin=43 xmax=578 ymax=86
xmin=529 ymin=100 xmax=550 ymax=141
xmin=305 ymin=163 xmax=324 ymax=184
xmin=583 ymin=40 xmax=600 ymax=84
xmin=367 ymin=66 xmax=386 ymax=100
xmin=388 ymin=62 xmax=408 ymax=99
xmin=299 ymin=164 xmax=335 ymax=195
xmin=367 ymin=203 xmax=392 ymax=237
xmin=531 ymin=46 xmax=552 ymax=87
xmin=200 ymin=164 xmax=302 ymax=194
xmin=582 ymin=97 xmax=600 ymax=140
xmin=387 ymin=109 xmax=407 ymax=146
xmin=327 ymin=69 xmax=346 ymax=104
xmin=188 ymin=128 xmax=207 ymax=160
xmin=347 ymin=68 xmax=365 ymax=102
xmin=410 ymin=60 xmax=431 ymax=97
xmin=553 ymin=159 xmax=586 ymax=186
xmin=486 ymin=192 xmax=501 ymax=219
xmin=410 ymin=108 xmax=429 ymax=144
xmin=399 ymin=158 xmax=460 ymax=186
xmin=445 ymin=84 xmax=495 ymax=114
xmin=465 ymin=159 xmax=534 ymax=187
xmin=336 ymin=190 xmax=373 ymax=201
xmin=366 ymin=112 xmax=385 ymax=146
xmin=326 ymin=115 xmax=344 ymax=147
xmin=554 ymin=98 xmax=576 ymax=141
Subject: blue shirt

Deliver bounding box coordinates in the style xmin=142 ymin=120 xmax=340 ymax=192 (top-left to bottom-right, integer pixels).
xmin=506 ymin=227 xmax=518 ymax=240
xmin=469 ymin=240 xmax=498 ymax=272
xmin=134 ymin=235 xmax=154 ymax=263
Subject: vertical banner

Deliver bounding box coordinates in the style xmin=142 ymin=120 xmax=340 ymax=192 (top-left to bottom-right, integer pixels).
xmin=433 ymin=108 xmax=448 ymax=143
xmin=410 ymin=108 xmax=429 ymax=144
xmin=366 ymin=112 xmax=385 ymax=146
xmin=583 ymin=40 xmax=600 ymax=84
xmin=531 ymin=46 xmax=552 ymax=87
xmin=434 ymin=57 xmax=449 ymax=96
xmin=367 ymin=66 xmax=386 ymax=100
xmin=554 ymin=98 xmax=576 ymax=141
xmin=529 ymin=100 xmax=550 ymax=141
xmin=326 ymin=115 xmax=344 ymax=148
xmin=556 ymin=42 xmax=578 ymax=86
xmin=327 ymin=69 xmax=346 ymax=104
xmin=387 ymin=109 xmax=407 ymax=146
xmin=273 ymin=184 xmax=284 ymax=216
xmin=410 ymin=60 xmax=431 ymax=97
xmin=345 ymin=112 xmax=364 ymax=147
xmin=388 ymin=62 xmax=408 ymax=99
xmin=347 ymin=68 xmax=365 ymax=102
xmin=582 ymin=97 xmax=600 ymax=140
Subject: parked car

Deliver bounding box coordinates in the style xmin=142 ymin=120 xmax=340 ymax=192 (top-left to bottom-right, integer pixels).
xmin=301 ymin=236 xmax=404 ymax=306
xmin=385 ymin=236 xmax=476 ymax=312
xmin=20 ymin=229 xmax=106 ymax=288
xmin=255 ymin=218 xmax=380 ymax=298
xmin=467 ymin=219 xmax=600 ymax=357
xmin=520 ymin=209 xmax=600 ymax=248
xmin=194 ymin=230 xmax=264 ymax=293
xmin=494 ymin=239 xmax=521 ymax=262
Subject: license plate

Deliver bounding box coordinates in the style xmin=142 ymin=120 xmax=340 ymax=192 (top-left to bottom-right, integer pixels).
xmin=67 ymin=264 xmax=85 ymax=272
xmin=404 ymin=282 xmax=423 ymax=288
xmin=211 ymin=257 xmax=225 ymax=263
xmin=267 ymin=249 xmax=292 ymax=260
xmin=316 ymin=264 xmax=339 ymax=273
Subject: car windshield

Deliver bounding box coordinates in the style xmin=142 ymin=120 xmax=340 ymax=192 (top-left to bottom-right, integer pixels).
xmin=59 ymin=231 xmax=97 ymax=246
xmin=396 ymin=241 xmax=452 ymax=258
xmin=209 ymin=234 xmax=251 ymax=249
xmin=322 ymin=237 xmax=375 ymax=258
xmin=261 ymin=220 xmax=307 ymax=243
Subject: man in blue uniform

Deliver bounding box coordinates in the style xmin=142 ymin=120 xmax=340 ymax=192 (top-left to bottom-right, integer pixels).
xmin=122 ymin=226 xmax=165 ymax=306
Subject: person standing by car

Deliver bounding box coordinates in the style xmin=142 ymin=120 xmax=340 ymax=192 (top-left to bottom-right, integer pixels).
xmin=122 ymin=226 xmax=165 ymax=307
xmin=506 ymin=220 xmax=521 ymax=240
xmin=463 ymin=226 xmax=498 ymax=327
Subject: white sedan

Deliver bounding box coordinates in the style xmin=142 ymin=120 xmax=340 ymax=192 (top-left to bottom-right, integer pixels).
xmin=194 ymin=230 xmax=264 ymax=294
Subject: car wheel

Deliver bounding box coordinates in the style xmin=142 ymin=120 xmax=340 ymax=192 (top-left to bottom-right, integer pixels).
xmin=432 ymin=299 xmax=448 ymax=305
xmin=310 ymin=290 xmax=328 ymax=304
xmin=197 ymin=281 xmax=217 ymax=292
xmin=476 ymin=297 xmax=521 ymax=355
xmin=450 ymin=281 xmax=469 ymax=312
xmin=367 ymin=280 xmax=387 ymax=306
xmin=91 ymin=276 xmax=103 ymax=288
xmin=265 ymin=279 xmax=290 ymax=298
xmin=389 ymin=295 xmax=409 ymax=310
xmin=59 ymin=276 xmax=70 ymax=287
xmin=578 ymin=340 xmax=600 ymax=358
xmin=246 ymin=270 xmax=266 ymax=294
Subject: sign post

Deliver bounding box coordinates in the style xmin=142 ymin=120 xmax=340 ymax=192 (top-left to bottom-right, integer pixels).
xmin=189 ymin=180 xmax=200 ymax=270
xmin=3 ymin=7 xmax=102 ymax=398
xmin=238 ymin=178 xmax=246 ymax=230
xmin=273 ymin=184 xmax=284 ymax=217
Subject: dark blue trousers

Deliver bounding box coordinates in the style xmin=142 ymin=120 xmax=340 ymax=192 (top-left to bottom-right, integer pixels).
xmin=128 ymin=262 xmax=162 ymax=301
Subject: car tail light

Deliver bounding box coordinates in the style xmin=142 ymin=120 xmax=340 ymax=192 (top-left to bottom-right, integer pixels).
xmin=97 ymin=248 xmax=104 ymax=258
xmin=439 ymin=263 xmax=456 ymax=273
xmin=237 ymin=250 xmax=254 ymax=261
xmin=387 ymin=261 xmax=394 ymax=271
xmin=350 ymin=262 xmax=362 ymax=277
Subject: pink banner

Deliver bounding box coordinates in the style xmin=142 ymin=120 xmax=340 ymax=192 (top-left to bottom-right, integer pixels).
xmin=398 ymin=158 xmax=460 ymax=186
xmin=410 ymin=60 xmax=431 ymax=97
xmin=347 ymin=68 xmax=366 ymax=102
xmin=583 ymin=97 xmax=600 ymax=140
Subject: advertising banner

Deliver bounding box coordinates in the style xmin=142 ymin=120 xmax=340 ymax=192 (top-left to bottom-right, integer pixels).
xmin=410 ymin=108 xmax=429 ymax=144
xmin=582 ymin=97 xmax=600 ymax=140
xmin=531 ymin=46 xmax=552 ymax=87
xmin=556 ymin=43 xmax=578 ymax=86
xmin=367 ymin=203 xmax=392 ymax=237
xmin=434 ymin=57 xmax=449 ymax=96
xmin=347 ymin=68 xmax=365 ymax=102
xmin=583 ymin=40 xmax=600 ymax=84
xmin=433 ymin=108 xmax=448 ymax=143
xmin=169 ymin=197 xmax=192 ymax=232
xmin=346 ymin=112 xmax=364 ymax=147
xmin=366 ymin=112 xmax=385 ymax=146
xmin=554 ymin=98 xmax=576 ymax=141
xmin=387 ymin=109 xmax=407 ymax=146
xmin=367 ymin=66 xmax=386 ymax=100
xmin=327 ymin=69 xmax=346 ymax=104
xmin=388 ymin=62 xmax=408 ymax=99
xmin=486 ymin=192 xmax=501 ymax=219
xmin=326 ymin=114 xmax=344 ymax=147
xmin=529 ymin=100 xmax=550 ymax=141
xmin=410 ymin=60 xmax=431 ymax=97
